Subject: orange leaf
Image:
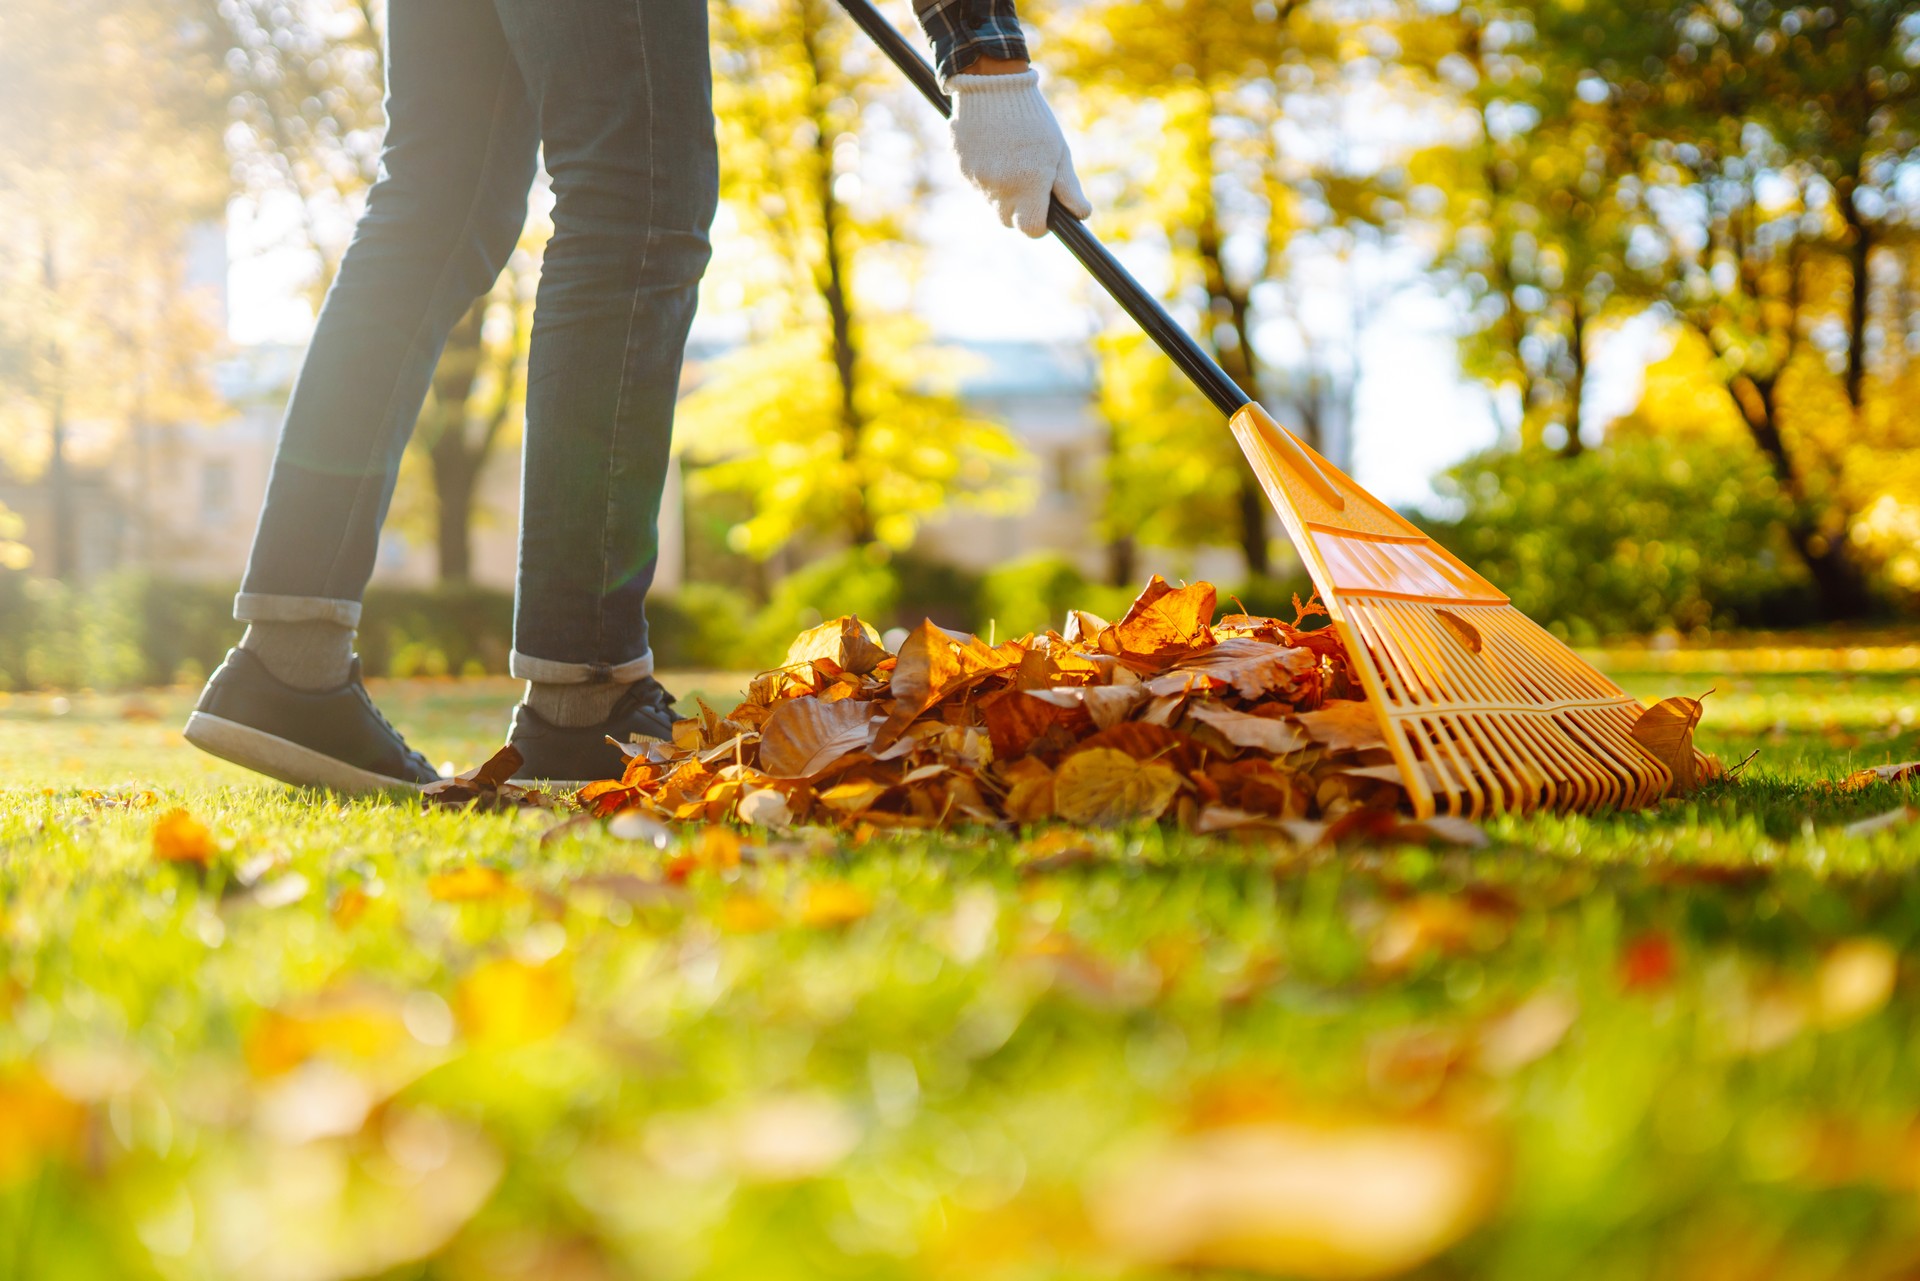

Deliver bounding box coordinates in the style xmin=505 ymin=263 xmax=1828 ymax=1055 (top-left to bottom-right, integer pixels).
xmin=152 ymin=809 xmax=213 ymax=865
xmin=758 ymin=697 xmax=875 ymax=778
xmin=1109 ymin=575 xmax=1217 ymax=662
xmin=800 ymin=882 xmax=872 ymax=927
xmin=1631 ymin=692 xmax=1711 ymax=794
xmin=1054 ymin=748 xmax=1182 ymax=826
xmin=784 ymin=615 xmax=889 ymax=676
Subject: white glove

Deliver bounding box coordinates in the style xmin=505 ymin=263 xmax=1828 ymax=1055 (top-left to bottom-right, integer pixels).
xmin=947 ymin=69 xmax=1092 ymax=238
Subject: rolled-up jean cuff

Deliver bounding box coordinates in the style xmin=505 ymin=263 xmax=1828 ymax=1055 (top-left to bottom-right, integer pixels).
xmin=510 ymin=649 xmax=656 ymax=684
xmin=233 ymin=593 xmax=362 ymax=629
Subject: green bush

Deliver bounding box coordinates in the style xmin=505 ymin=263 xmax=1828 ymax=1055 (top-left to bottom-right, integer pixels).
xmin=1428 ymin=437 xmax=1813 ymax=641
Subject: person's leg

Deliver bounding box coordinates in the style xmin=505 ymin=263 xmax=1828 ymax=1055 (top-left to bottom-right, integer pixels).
xmin=236 ymin=0 xmax=540 ymax=687
xmin=188 ymin=0 xmax=541 ymax=791
xmin=489 ymin=0 xmax=718 ymax=748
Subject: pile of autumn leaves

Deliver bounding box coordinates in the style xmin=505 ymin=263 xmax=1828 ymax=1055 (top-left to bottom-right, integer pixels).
xmin=574 ymin=576 xmax=1409 ymax=834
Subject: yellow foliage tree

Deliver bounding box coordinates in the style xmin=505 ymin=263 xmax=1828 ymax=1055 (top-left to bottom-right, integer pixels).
xmin=679 ymin=0 xmax=1031 ymax=560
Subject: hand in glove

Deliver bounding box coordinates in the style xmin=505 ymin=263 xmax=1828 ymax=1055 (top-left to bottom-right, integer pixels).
xmin=947 ymin=68 xmax=1092 ymax=238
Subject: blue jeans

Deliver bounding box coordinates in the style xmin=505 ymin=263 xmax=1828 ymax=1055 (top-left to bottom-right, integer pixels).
xmin=236 ymin=0 xmax=718 ymax=684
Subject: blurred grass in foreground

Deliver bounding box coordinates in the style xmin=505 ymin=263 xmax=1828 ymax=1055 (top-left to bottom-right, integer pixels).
xmin=2 ymin=649 xmax=1920 ymax=1279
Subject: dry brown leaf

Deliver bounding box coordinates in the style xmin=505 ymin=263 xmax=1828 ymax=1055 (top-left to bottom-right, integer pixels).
xmin=1294 ymin=701 xmax=1388 ymax=753
xmin=1841 ymin=761 xmax=1920 ymax=790
xmin=1189 ymin=704 xmax=1310 ymax=754
xmin=1630 ymin=692 xmax=1711 ymax=794
xmin=1054 ymin=748 xmax=1182 ymax=826
xmin=1169 ymin=637 xmax=1317 ymax=700
xmin=758 ymin=698 xmax=875 ymax=779
xmin=1109 ymin=575 xmax=1218 ymax=662
xmin=783 ymin=615 xmax=889 ymax=676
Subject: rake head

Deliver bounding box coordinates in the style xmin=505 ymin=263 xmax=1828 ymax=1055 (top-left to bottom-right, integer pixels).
xmin=1228 ymin=404 xmax=1671 ymax=820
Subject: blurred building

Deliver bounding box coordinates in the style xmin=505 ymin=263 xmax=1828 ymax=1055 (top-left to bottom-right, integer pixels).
xmin=5 ymin=334 xmax=1172 ymax=592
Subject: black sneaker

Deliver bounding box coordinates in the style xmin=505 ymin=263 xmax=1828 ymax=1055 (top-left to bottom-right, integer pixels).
xmin=184 ymin=648 xmax=440 ymax=791
xmin=507 ymin=677 xmax=684 ymax=785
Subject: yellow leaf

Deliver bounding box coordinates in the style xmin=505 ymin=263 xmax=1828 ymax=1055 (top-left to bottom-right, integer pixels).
xmin=428 ymin=865 xmax=515 ymax=902
xmin=1054 ymin=747 xmax=1182 ymax=827
xmin=719 ymin=895 xmax=783 ymax=932
xmin=0 ymin=1071 xmax=86 ymax=1184
xmin=783 ymin=615 xmax=889 ymax=676
xmin=800 ymin=882 xmax=872 ymax=927
xmin=152 ymin=809 xmax=213 ymax=865
xmin=817 ymin=779 xmax=889 ymax=815
xmin=1631 ymin=691 xmax=1711 ymax=794
xmin=456 ymin=957 xmax=572 ymax=1047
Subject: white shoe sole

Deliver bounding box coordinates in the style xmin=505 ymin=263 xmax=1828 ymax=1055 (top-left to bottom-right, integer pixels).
xmin=184 ymin=712 xmax=428 ymax=794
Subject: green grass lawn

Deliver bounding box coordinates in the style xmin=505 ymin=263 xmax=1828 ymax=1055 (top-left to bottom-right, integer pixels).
xmin=4 ymin=649 xmax=1920 ymax=1280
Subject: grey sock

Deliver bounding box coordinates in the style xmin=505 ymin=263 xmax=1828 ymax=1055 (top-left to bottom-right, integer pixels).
xmin=239 ymin=621 xmax=355 ymax=692
xmin=524 ymin=679 xmax=632 ymax=728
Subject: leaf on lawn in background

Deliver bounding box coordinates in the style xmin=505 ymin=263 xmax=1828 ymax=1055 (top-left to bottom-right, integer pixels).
xmin=1054 ymin=748 xmax=1182 ymax=826
xmin=1189 ymin=705 xmax=1309 ymax=754
xmin=1295 ymin=700 xmax=1388 ymax=753
xmin=758 ymin=697 xmax=874 ymax=778
xmin=1108 ymin=575 xmax=1217 ymax=662
xmin=784 ymin=615 xmax=888 ymax=676
xmin=1089 ymin=1119 xmax=1504 ymax=1277
xmin=456 ymin=957 xmax=572 ymax=1047
xmin=152 ymin=809 xmax=213 ymax=865
xmin=1619 ymin=932 xmax=1677 ymax=992
xmin=1841 ymin=761 xmax=1920 ymax=790
xmin=719 ymin=895 xmax=783 ymax=932
xmin=1631 ymin=692 xmax=1711 ymax=794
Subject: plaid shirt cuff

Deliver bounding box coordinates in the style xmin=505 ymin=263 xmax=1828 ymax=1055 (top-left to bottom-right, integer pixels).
xmin=912 ymin=0 xmax=1029 ymax=82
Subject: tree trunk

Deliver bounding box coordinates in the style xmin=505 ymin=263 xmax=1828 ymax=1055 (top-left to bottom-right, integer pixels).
xmin=46 ymin=391 xmax=76 ymax=581
xmin=1841 ymin=186 xmax=1873 ymax=410
xmin=430 ymin=441 xmax=476 ymax=584
xmin=799 ymin=3 xmax=873 ymax=548
xmin=1560 ymin=299 xmax=1587 ymax=458
xmin=1728 ymin=371 xmax=1871 ymax=619
xmin=1195 ymin=211 xmax=1270 ymax=578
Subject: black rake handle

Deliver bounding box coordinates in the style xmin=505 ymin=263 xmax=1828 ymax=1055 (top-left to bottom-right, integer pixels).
xmin=836 ymin=0 xmax=1253 ymax=419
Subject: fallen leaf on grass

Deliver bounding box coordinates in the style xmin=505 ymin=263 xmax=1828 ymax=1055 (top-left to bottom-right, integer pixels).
xmin=799 ymin=882 xmax=872 ymax=927
xmin=1090 ymin=1120 xmax=1504 ymax=1277
xmin=783 ymin=614 xmax=888 ymax=676
xmin=1619 ymin=932 xmax=1678 ymax=992
xmin=153 ymin=809 xmax=214 ymax=865
xmin=1189 ymin=705 xmax=1308 ymax=754
xmin=0 ymin=1070 xmax=87 ymax=1183
xmin=1631 ymin=692 xmax=1711 ymax=794
xmin=1054 ymin=747 xmax=1181 ymax=827
xmin=1840 ymin=761 xmax=1920 ymax=790
xmin=456 ymin=957 xmax=572 ymax=1047
xmin=422 ymin=745 xmax=556 ymax=811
